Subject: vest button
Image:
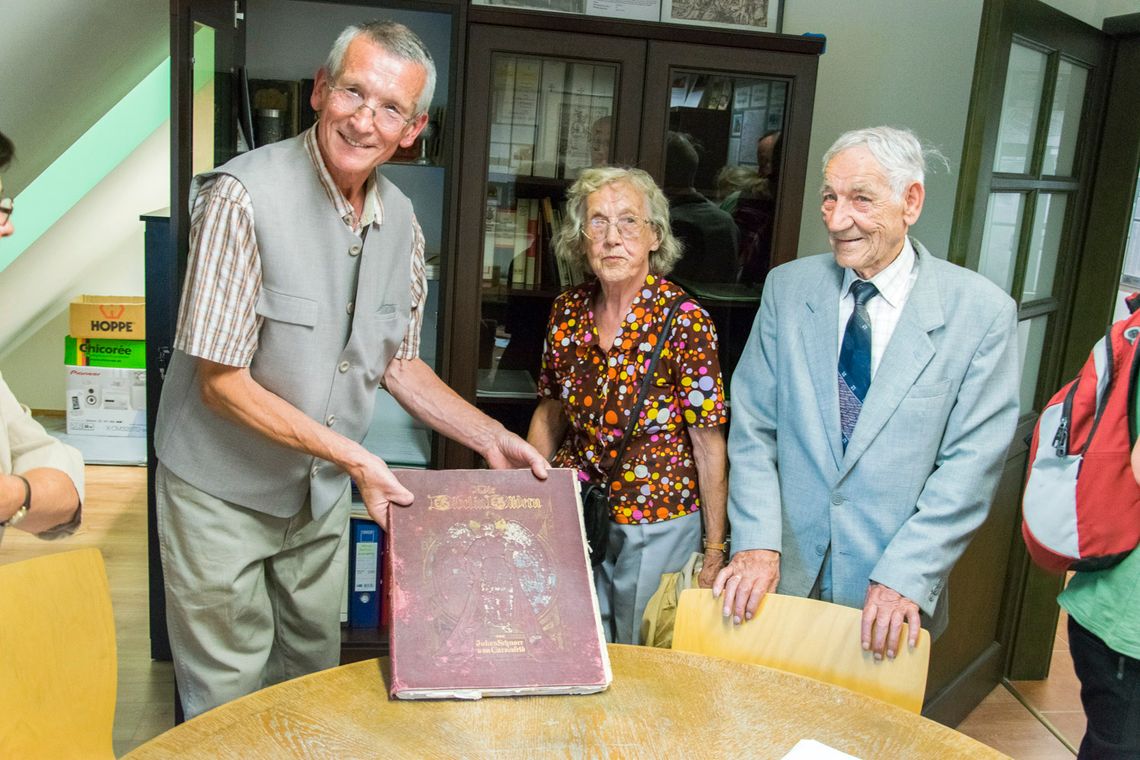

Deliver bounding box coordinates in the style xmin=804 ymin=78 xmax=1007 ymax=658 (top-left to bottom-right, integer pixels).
xmin=346 ymin=301 xmax=354 ymax=315
xmin=349 ymin=244 xmax=362 ymax=257
xmin=338 ymin=361 xmax=350 ymax=373
xmin=326 ymin=414 xmax=336 ymax=426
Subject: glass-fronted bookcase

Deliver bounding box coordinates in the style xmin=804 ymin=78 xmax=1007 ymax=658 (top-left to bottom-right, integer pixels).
xmin=441 ymin=7 xmax=822 ymax=468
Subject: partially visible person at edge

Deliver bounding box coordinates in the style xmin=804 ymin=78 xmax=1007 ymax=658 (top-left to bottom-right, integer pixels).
xmin=527 ymin=166 xmax=729 ymax=645
xmin=0 ymin=130 xmax=84 ymax=546
xmin=153 ymin=22 xmax=547 ymax=720
xmin=1057 ymin=377 xmax=1140 ymax=758
xmin=715 ymin=126 xmax=1020 ymax=659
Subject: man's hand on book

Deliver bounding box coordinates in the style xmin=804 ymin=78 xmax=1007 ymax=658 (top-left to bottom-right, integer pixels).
xmin=483 ymin=429 xmax=550 ymax=480
xmin=354 ymin=455 xmax=414 ymax=530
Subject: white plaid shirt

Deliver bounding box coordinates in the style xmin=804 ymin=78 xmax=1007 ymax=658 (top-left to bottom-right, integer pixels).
xmin=175 ymin=127 xmax=426 ymax=367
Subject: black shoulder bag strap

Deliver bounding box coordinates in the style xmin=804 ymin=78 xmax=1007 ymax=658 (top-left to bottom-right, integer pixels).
xmin=600 ymin=295 xmax=688 ymax=481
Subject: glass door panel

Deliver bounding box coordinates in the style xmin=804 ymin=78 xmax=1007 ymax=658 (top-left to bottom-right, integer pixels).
xmin=993 ymin=43 xmax=1048 ymax=174
xmin=481 ymin=52 xmax=622 ymax=403
xmin=1017 ymin=316 xmax=1049 ymax=414
xmin=641 ymin=39 xmax=817 ymax=390
xmin=458 ymin=25 xmax=646 ymax=438
xmin=1042 ymin=60 xmax=1089 ymax=177
xmin=663 ymin=71 xmax=788 ymax=290
xmin=978 ymin=192 xmax=1026 ymax=293
xmin=1022 ymin=192 xmax=1068 ymax=302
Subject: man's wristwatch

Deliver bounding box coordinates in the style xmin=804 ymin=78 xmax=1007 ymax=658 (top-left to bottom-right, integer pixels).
xmin=703 ymin=538 xmax=729 ymax=553
xmin=2 ymin=474 xmax=31 ymax=528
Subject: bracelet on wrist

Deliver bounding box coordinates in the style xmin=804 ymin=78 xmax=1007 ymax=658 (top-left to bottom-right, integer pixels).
xmin=2 ymin=474 xmax=31 ymax=528
xmin=703 ymin=539 xmax=729 ymax=553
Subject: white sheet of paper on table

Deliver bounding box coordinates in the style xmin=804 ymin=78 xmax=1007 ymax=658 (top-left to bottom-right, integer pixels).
xmin=780 ymin=739 xmax=862 ymax=760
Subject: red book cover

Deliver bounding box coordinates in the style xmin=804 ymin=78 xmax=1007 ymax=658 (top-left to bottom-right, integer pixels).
xmin=387 ymin=468 xmax=611 ymax=699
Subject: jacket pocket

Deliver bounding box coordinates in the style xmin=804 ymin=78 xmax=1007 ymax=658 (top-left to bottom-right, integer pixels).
xmin=256 ymin=287 xmax=318 ymax=327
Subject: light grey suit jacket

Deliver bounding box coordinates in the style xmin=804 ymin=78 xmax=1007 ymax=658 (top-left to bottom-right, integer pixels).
xmin=727 ymin=239 xmax=1020 ymax=637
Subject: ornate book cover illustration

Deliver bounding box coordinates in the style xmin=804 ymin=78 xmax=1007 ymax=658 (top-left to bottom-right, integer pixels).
xmin=387 ymin=468 xmax=611 ymax=699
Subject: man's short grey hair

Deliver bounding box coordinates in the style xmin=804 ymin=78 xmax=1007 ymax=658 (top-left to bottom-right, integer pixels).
xmin=822 ymin=126 xmax=949 ymax=200
xmin=556 ymin=166 xmax=682 ymax=277
xmin=324 ymin=20 xmax=437 ymax=115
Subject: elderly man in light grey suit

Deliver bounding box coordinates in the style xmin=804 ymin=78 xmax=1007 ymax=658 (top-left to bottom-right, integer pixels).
xmin=714 ymin=126 xmax=1019 ymax=659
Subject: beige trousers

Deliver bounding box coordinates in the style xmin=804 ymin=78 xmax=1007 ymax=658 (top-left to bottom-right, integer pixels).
xmin=156 ymin=463 xmax=350 ymax=719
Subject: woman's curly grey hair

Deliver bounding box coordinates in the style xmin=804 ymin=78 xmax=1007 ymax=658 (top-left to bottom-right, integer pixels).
xmin=555 ymin=166 xmax=682 ymax=277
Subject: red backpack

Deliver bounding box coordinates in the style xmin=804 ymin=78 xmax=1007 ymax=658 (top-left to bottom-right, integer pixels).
xmin=1021 ymin=294 xmax=1140 ymax=574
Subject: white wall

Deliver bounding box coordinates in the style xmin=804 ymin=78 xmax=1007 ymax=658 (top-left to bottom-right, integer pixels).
xmin=782 ymin=0 xmax=986 ymax=260
xmin=0 ymin=123 xmax=168 ymax=410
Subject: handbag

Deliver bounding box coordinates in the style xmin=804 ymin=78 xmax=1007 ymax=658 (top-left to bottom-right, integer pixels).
xmin=579 ymin=296 xmax=687 ymax=566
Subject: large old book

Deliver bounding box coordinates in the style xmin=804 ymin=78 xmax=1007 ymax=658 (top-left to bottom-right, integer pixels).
xmin=387 ymin=468 xmax=611 ymax=699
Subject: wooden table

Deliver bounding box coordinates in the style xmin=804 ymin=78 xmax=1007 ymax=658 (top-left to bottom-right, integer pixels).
xmin=124 ymin=644 xmax=1005 ymax=759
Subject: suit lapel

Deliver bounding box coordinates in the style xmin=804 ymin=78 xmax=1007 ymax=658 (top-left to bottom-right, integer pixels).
xmin=800 ymin=264 xmax=844 ymax=471
xmin=839 ymin=240 xmax=943 ymax=478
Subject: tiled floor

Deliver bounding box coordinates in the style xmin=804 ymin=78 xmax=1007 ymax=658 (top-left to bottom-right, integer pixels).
xmin=957 ymin=608 xmax=1084 ymax=758
xmin=2 ymin=463 xmax=1089 ymax=758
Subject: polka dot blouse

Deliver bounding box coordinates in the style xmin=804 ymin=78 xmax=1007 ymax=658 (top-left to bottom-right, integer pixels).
xmin=537 ymin=274 xmax=727 ymax=525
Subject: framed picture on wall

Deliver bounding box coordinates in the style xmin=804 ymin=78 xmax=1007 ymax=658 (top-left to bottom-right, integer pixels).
xmin=731 ymin=112 xmax=744 ymax=137
xmin=660 ymin=0 xmax=781 ymax=33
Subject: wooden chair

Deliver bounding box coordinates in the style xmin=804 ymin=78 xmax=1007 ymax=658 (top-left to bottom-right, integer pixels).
xmin=672 ymin=589 xmax=930 ymax=713
xmin=0 ymin=548 xmax=117 ymax=758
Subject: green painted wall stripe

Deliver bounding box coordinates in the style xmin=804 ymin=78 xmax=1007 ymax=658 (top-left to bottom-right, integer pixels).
xmin=0 ymin=57 xmax=171 ymax=274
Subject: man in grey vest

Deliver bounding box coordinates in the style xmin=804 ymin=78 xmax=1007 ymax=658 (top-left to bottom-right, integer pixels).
xmin=155 ymin=21 xmax=547 ymax=719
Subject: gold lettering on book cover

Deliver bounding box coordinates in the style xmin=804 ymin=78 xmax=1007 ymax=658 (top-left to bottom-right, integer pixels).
xmin=426 ymin=484 xmax=542 ymax=512
xmin=423 ymin=517 xmax=567 ymax=664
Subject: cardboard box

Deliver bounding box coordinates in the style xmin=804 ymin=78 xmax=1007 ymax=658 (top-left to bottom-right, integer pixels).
xmin=69 ymin=295 xmax=146 ymax=340
xmin=65 ymin=365 xmax=147 ymax=437
xmin=64 ymin=336 xmax=146 ymax=369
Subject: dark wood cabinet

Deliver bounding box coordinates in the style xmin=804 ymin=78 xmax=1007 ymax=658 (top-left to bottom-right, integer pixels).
xmin=440 ymin=8 xmax=822 ymax=467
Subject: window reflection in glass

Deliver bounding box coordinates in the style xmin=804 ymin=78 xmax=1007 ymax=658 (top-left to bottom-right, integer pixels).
xmin=993 ymin=43 xmax=1047 ymax=175
xmin=1017 ymin=316 xmax=1049 ymax=413
xmin=662 ymin=70 xmax=788 ymax=383
xmin=1022 ymin=192 xmax=1068 ymax=303
xmin=977 ymin=193 xmax=1025 ymax=294
xmin=1042 ymin=60 xmax=1088 ymax=177
xmin=489 ymin=53 xmax=616 ymax=180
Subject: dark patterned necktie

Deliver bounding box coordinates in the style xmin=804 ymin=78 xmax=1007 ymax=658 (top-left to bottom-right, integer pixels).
xmin=838 ymin=280 xmax=878 ymax=451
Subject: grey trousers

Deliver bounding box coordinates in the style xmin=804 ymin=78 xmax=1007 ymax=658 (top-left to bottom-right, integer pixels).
xmin=155 ymin=463 xmax=350 ymax=719
xmin=594 ymin=511 xmax=702 ymax=645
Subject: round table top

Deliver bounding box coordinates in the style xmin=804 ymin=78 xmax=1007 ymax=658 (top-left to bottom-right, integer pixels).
xmin=124 ymin=644 xmax=1005 ymax=759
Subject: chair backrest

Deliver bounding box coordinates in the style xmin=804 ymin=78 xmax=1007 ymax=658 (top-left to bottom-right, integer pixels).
xmin=672 ymin=589 xmax=930 ymax=713
xmin=0 ymin=548 xmax=117 ymax=758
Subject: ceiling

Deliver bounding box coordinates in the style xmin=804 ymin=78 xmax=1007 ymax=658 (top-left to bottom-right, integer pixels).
xmin=0 ymin=0 xmax=168 ymax=196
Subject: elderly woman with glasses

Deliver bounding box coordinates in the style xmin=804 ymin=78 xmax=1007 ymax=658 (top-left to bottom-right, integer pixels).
xmin=527 ymin=166 xmax=729 ymax=645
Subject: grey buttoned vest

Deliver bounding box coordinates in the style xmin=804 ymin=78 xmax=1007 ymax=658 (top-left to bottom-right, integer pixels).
xmin=156 ymin=134 xmax=413 ymax=519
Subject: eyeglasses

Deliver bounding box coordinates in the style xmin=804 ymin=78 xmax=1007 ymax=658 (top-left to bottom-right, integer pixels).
xmin=327 ymin=85 xmax=418 ymax=134
xmin=582 ymin=215 xmax=650 ymax=240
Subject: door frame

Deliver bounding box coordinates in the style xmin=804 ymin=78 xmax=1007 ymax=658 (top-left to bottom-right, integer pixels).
xmin=949 ymin=0 xmax=1139 ymax=689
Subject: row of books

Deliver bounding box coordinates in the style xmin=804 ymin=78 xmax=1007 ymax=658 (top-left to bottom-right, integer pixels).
xmin=482 ymin=190 xmax=590 ymax=290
